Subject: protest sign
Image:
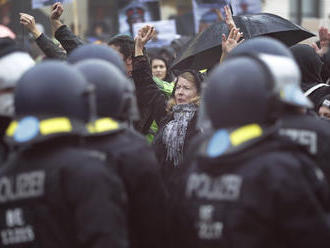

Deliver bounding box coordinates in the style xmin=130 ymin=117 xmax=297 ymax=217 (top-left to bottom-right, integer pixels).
xmin=32 ymin=0 xmax=72 ymax=9
xmin=192 ymin=0 xmax=262 ymax=33
xmin=133 ymin=19 xmax=180 ymax=48
xmin=192 ymin=0 xmax=233 ymax=33
xmin=118 ymin=0 xmax=160 ymax=36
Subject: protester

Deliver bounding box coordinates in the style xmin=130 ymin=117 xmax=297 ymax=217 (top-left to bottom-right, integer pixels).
xmin=151 ymin=56 xmax=172 ymax=82
xmin=290 ymin=44 xmax=324 ymax=90
xmin=134 ymin=25 xmax=204 ymax=188
xmin=51 ymin=2 xmax=84 ymax=55
xmin=0 ymin=61 xmax=129 ymax=248
xmin=74 ymin=59 xmax=169 ymax=248
xmin=172 ymin=53 xmax=330 ymax=248
xmin=108 ymin=34 xmax=136 ymax=77
xmin=19 ymin=12 xmax=66 ymax=60
xmin=146 ymin=56 xmax=175 ymax=142
xmin=312 ymin=26 xmax=330 ymax=82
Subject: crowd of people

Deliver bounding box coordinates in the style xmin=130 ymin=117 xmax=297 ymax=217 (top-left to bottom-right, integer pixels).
xmin=1 ymin=1 xmax=330 ymax=248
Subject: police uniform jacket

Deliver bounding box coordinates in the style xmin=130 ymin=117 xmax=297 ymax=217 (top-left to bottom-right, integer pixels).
xmin=83 ymin=119 xmax=169 ymax=248
xmin=172 ymin=124 xmax=330 ymax=248
xmin=279 ymin=113 xmax=330 ymax=185
xmin=0 ymin=118 xmax=128 ymax=248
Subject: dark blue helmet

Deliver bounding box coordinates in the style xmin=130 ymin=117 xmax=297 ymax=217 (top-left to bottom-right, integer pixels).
xmin=203 ymin=53 xmax=312 ymax=129
xmin=229 ymin=37 xmax=294 ymax=59
xmin=15 ymin=61 xmax=94 ymax=122
xmin=67 ymin=44 xmax=127 ymax=74
xmin=74 ymin=59 xmax=139 ymax=122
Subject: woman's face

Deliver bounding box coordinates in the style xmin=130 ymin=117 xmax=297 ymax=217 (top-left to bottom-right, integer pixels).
xmin=175 ymin=77 xmax=198 ymax=105
xmin=152 ymin=59 xmax=167 ymax=80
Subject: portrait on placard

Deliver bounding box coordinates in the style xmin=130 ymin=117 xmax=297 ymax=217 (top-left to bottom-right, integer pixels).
xmin=133 ymin=19 xmax=179 ymax=48
xmin=192 ymin=0 xmax=262 ymax=33
xmin=32 ymin=0 xmax=72 ymax=9
xmin=118 ymin=0 xmax=160 ymax=36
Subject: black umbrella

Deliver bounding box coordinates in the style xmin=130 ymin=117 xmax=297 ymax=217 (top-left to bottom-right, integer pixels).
xmin=171 ymin=13 xmax=315 ymax=71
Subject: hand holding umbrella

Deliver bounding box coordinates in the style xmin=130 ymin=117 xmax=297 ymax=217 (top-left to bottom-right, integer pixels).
xmin=220 ymin=27 xmax=244 ymax=63
xmin=312 ymin=26 xmax=330 ymax=57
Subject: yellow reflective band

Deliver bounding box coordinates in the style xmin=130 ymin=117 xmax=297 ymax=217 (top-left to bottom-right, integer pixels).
xmin=6 ymin=121 xmax=18 ymax=137
xmin=87 ymin=118 xmax=119 ymax=134
xmin=39 ymin=118 xmax=72 ymax=135
xmin=230 ymin=124 xmax=263 ymax=147
xmin=199 ymin=69 xmax=208 ymax=73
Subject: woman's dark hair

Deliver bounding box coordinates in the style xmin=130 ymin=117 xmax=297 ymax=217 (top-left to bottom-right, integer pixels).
xmin=150 ymin=56 xmax=174 ymax=82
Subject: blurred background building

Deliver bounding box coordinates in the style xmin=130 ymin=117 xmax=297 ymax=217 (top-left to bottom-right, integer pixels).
xmin=0 ymin=0 xmax=329 ymax=41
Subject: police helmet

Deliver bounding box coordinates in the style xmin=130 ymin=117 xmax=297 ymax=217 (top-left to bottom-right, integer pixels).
xmin=203 ymin=53 xmax=313 ymax=129
xmin=229 ymin=37 xmax=294 ymax=59
xmin=74 ymin=59 xmax=139 ymax=121
xmin=15 ymin=61 xmax=95 ymax=122
xmin=67 ymin=44 xmax=127 ymax=74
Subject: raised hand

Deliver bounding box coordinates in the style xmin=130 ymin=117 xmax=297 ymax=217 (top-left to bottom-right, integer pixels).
xmin=220 ymin=27 xmax=244 ymax=63
xmin=19 ymin=13 xmax=41 ymax=38
xmin=222 ymin=27 xmax=244 ymax=54
xmin=134 ymin=25 xmax=156 ymax=56
xmin=312 ymin=26 xmax=330 ymax=57
xmin=50 ymin=2 xmax=64 ymax=20
xmin=224 ymin=5 xmax=236 ymax=31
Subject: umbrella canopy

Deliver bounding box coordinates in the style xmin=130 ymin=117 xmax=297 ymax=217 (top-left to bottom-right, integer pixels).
xmin=171 ymin=13 xmax=315 ymax=71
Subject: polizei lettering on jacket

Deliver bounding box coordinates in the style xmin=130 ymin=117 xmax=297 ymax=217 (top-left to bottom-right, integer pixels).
xmin=279 ymin=128 xmax=317 ymax=154
xmin=186 ymin=173 xmax=242 ymax=201
xmin=1 ymin=208 xmax=36 ymax=246
xmin=0 ymin=171 xmax=45 ymax=203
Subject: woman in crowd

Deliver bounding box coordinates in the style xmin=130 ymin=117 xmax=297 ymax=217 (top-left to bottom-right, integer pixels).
xmin=133 ymin=25 xmax=203 ymax=187
xmin=151 ymin=56 xmax=175 ymax=96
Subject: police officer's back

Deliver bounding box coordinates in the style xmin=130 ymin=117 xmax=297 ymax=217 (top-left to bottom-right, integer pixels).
xmin=0 ymin=62 xmax=128 ymax=248
xmin=172 ymin=54 xmax=330 ymax=248
xmin=230 ymin=37 xmax=330 ymax=188
xmin=74 ymin=59 xmax=169 ymax=248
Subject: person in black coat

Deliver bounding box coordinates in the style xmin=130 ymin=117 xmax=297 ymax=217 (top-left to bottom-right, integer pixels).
xmin=134 ymin=25 xmax=203 ymax=187
xmin=290 ymin=44 xmax=324 ymax=90
xmin=0 ymin=61 xmax=129 ymax=248
xmin=171 ymin=53 xmax=330 ymax=248
xmin=74 ymin=59 xmax=169 ymax=248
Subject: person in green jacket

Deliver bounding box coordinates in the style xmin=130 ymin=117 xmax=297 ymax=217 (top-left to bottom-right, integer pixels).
xmin=147 ymin=56 xmax=175 ymax=143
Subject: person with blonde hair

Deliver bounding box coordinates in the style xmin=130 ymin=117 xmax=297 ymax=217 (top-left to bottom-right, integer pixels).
xmin=133 ymin=25 xmax=204 ymax=188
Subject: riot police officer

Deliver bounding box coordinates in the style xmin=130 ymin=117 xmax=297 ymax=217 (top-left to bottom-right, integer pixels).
xmin=74 ymin=59 xmax=169 ymax=248
xmin=229 ymin=37 xmax=330 ymax=186
xmin=0 ymin=61 xmax=129 ymax=248
xmin=172 ymin=53 xmax=330 ymax=248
